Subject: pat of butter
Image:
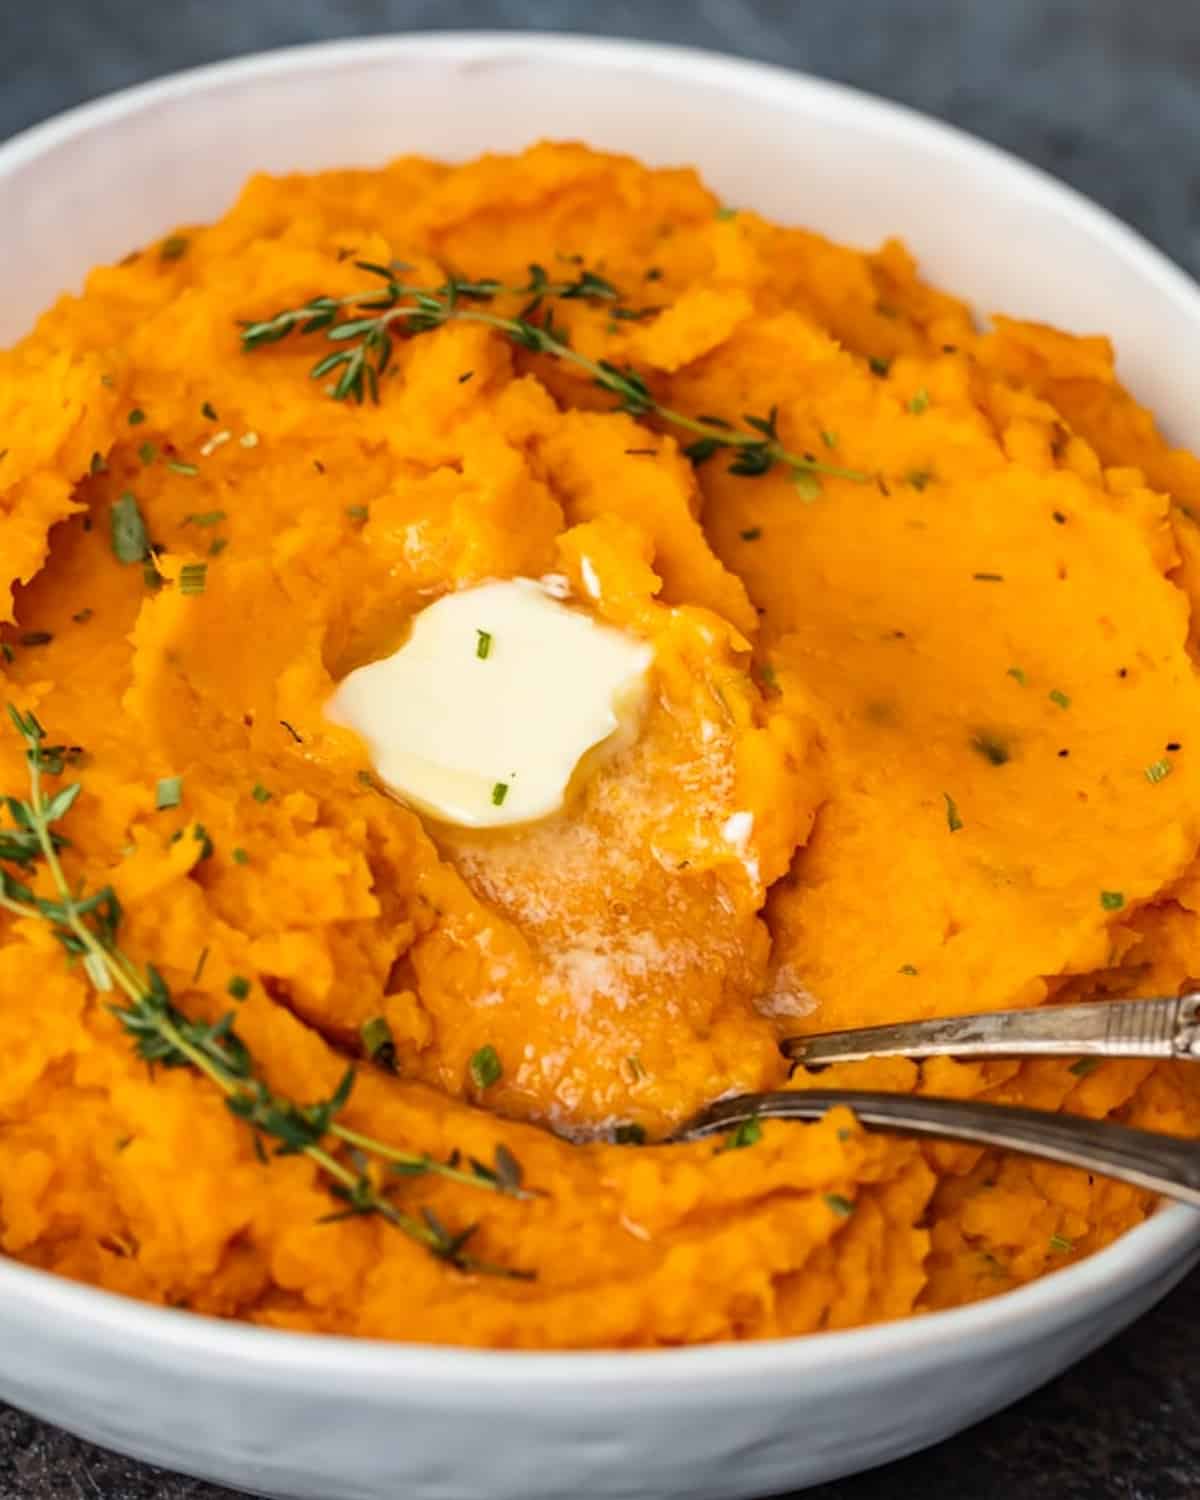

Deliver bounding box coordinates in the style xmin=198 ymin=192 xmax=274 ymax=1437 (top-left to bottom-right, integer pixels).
xmin=328 ymin=578 xmax=654 ymax=828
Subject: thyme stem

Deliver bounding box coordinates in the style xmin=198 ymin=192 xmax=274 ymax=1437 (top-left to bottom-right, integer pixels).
xmin=240 ymin=263 xmax=872 ymax=495
xmin=0 ymin=707 xmax=533 ymax=1280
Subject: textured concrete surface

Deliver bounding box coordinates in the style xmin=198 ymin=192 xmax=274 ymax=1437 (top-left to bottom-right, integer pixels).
xmin=3 ymin=2 xmax=1200 ymax=1496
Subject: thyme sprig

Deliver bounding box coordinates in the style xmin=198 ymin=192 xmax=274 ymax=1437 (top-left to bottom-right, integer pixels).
xmin=241 ymin=262 xmax=870 ymax=495
xmin=0 ymin=707 xmax=533 ymax=1279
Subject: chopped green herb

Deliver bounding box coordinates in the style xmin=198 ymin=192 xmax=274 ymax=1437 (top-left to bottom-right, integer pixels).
xmin=715 ymin=206 xmax=738 ymax=221
xmin=361 ymin=1015 xmax=397 ymax=1070
xmin=226 ymin=975 xmax=251 ymax=1001
xmin=469 ymin=1044 xmax=503 ymax=1090
xmin=0 ymin=644 xmax=11 ymax=664
xmin=626 ymin=1055 xmax=646 ymax=1081
xmin=1145 ymin=757 xmax=1173 ymax=784
xmin=898 ymin=964 xmax=919 ymax=976
xmin=717 ymin=1117 xmax=762 ymax=1152
xmin=110 ymin=492 xmax=150 ymax=564
xmin=127 ymin=408 xmax=146 ymax=426
xmin=191 ymin=823 xmax=213 ymax=860
xmin=179 ymin=562 xmax=207 ymax=596
xmin=232 ymin=847 xmax=249 ymax=865
xmin=759 ymin=663 xmax=779 ymax=694
xmin=970 ymin=732 xmax=1011 ymax=766
xmin=869 ymin=356 xmax=892 ymax=377
xmin=166 ymin=460 xmax=199 ymax=477
xmin=89 ymin=451 xmax=107 ymax=476
xmin=346 ymin=505 xmax=369 ymax=523
xmin=739 ymin=527 xmax=762 ymax=541
xmin=973 ymin=572 xmax=1004 ymax=582
xmin=944 ymin=792 xmax=964 ymax=832
xmin=72 ymin=609 xmax=94 ymax=625
xmin=491 ymin=781 xmax=509 ymax=806
xmin=159 ymin=234 xmax=190 ymax=261
xmin=1049 ymin=1233 xmax=1073 ymax=1254
xmin=907 ymin=469 xmax=933 ymax=491
xmin=1069 ymin=1056 xmax=1102 ymax=1077
xmin=138 ymin=441 xmax=158 ymax=465
xmin=192 ymin=945 xmax=209 ymax=983
xmin=476 ymin=628 xmax=493 ymax=660
xmin=824 ymin=1193 xmax=855 ymax=1217
xmin=907 ymin=388 xmax=930 ymax=414
xmin=18 ymin=631 xmax=53 ymax=647
xmin=820 ymin=429 xmax=838 ymax=449
xmin=1049 ymin=689 xmax=1071 ymax=710
xmin=183 ymin=510 xmax=226 ymax=527
xmin=457 ymin=370 xmax=475 ymax=383
xmin=201 ymin=401 xmax=219 ymax=421
xmin=251 ymin=783 xmax=271 ymax=802
xmin=793 ymin=470 xmax=822 ymax=502
xmin=615 ymin=1123 xmax=646 ymax=1145
xmin=208 ymin=537 xmax=228 ymax=557
xmin=1099 ymin=890 xmax=1125 ymax=911
xmin=155 ymin=775 xmax=183 ymax=810
xmin=1007 ymin=667 xmax=1027 ymax=686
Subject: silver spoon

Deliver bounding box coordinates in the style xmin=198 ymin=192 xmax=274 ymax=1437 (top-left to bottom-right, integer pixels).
xmin=670 ymin=996 xmax=1200 ymax=1206
xmin=672 ymin=1088 xmax=1200 ymax=1208
xmin=781 ymin=994 xmax=1200 ymax=1068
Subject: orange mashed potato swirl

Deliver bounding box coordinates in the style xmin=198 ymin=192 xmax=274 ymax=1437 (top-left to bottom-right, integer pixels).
xmin=0 ymin=142 xmax=1197 ymax=1345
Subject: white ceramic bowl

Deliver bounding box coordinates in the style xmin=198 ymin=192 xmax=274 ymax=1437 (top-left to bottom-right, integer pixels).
xmin=2 ymin=33 xmax=1199 ymax=1500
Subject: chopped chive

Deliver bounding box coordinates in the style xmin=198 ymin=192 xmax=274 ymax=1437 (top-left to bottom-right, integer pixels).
xmin=1069 ymin=1056 xmax=1102 ymax=1077
xmin=155 ymin=776 xmax=183 ymax=810
xmin=208 ymin=537 xmax=228 ymax=557
xmin=361 ymin=1015 xmax=397 ymax=1070
xmin=1049 ymin=689 xmax=1071 ymax=710
xmin=715 ymin=206 xmax=738 ymax=220
xmin=166 ymin=460 xmax=199 ymax=477
xmin=232 ymin=847 xmax=249 ymax=865
xmin=1145 ymin=757 xmax=1173 ymax=784
xmin=1007 ymin=667 xmax=1027 ymax=686
xmin=907 ymin=469 xmax=932 ymax=490
xmin=159 ymin=234 xmax=190 ymax=261
xmin=89 ymin=451 xmax=107 ymax=475
xmin=179 ymin=562 xmax=207 ymax=595
xmin=469 ymin=1044 xmax=502 ymax=1090
xmin=1049 ymin=1233 xmax=1073 ymax=1253
xmin=18 ymin=631 xmax=53 ymax=647
xmin=820 ymin=429 xmax=838 ymax=449
xmin=72 ymin=608 xmax=94 ymax=624
xmin=824 ymin=1193 xmax=855 ymax=1217
xmin=868 ymin=356 xmax=891 ymax=377
xmin=717 ymin=1117 xmax=762 ymax=1152
xmin=626 ymin=1055 xmax=646 ymax=1081
xmin=793 ymin=471 xmax=822 ymax=502
xmin=251 ymin=783 xmax=272 ymax=803
xmin=191 ymin=823 xmax=213 ymax=860
xmin=943 ymin=792 xmax=963 ymax=832
xmin=183 ymin=510 xmax=226 ymax=527
xmin=615 ymin=1122 xmax=646 ymax=1145
xmin=973 ymin=572 xmax=1005 ymax=582
xmin=1099 ymin=890 xmax=1125 ymax=911
xmin=898 ymin=964 xmax=919 ymax=976
xmin=138 ymin=441 xmax=158 ymax=465
xmin=127 ymin=408 xmax=146 ymax=426
xmin=740 ymin=527 xmax=762 ymax=541
xmin=110 ymin=492 xmax=149 ymax=564
xmin=226 ymin=975 xmax=251 ymax=1001
xmin=491 ymin=781 xmax=509 ymax=806
xmin=907 ymin=388 xmax=930 ymax=414
xmin=476 ymin=628 xmax=493 ymax=660
xmin=201 ymin=401 xmax=219 ymax=421
xmin=346 ymin=504 xmax=369 ymax=524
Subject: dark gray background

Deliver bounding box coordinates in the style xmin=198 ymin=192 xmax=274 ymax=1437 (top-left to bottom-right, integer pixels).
xmin=3 ymin=2 xmax=1199 ymax=1497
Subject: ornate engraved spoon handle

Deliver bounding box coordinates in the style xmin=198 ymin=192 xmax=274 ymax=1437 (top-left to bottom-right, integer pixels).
xmin=781 ymin=995 xmax=1200 ymax=1068
xmin=672 ymin=1089 xmax=1200 ymax=1208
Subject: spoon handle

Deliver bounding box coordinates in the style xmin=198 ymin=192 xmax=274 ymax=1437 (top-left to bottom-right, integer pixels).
xmin=673 ymin=1089 xmax=1200 ymax=1207
xmin=781 ymin=994 xmax=1200 ymax=1068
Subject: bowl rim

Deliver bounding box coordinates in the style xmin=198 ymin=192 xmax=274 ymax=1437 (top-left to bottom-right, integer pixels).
xmin=2 ymin=28 xmax=1199 ymax=1386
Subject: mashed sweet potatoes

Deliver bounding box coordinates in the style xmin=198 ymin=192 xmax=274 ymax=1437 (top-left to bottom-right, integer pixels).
xmin=0 ymin=142 xmax=1198 ymax=1345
